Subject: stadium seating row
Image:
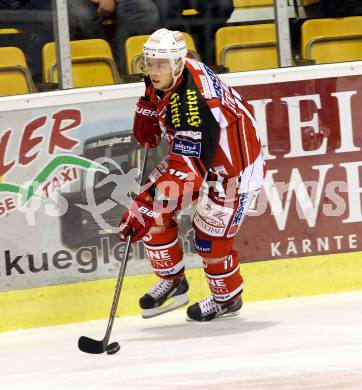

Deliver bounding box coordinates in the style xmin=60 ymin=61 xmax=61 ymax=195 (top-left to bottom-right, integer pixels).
xmin=0 ymin=15 xmax=361 ymax=96
xmin=232 ymin=1 xmax=320 ymax=6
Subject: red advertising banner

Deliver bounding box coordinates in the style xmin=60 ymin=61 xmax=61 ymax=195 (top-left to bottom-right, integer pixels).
xmin=234 ymin=75 xmax=362 ymax=261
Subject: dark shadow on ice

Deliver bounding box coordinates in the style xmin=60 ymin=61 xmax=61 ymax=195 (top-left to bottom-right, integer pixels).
xmin=126 ymin=317 xmax=277 ymax=342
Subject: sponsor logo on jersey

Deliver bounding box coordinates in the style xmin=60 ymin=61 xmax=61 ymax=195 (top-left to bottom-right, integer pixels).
xmin=227 ymin=193 xmax=249 ymax=238
xmin=194 ymin=199 xmax=233 ymax=237
xmin=187 ymin=58 xmax=202 ymax=70
xmin=199 ymin=75 xmax=212 ymax=100
xmin=175 ymin=130 xmax=202 ymax=140
xmin=169 ymin=92 xmax=182 ymax=129
xmin=172 ymin=137 xmax=201 ymax=158
xmin=194 ymin=236 xmax=212 ymax=253
xmin=202 ymin=64 xmax=223 ymax=99
xmin=223 ymin=89 xmax=237 ymax=114
xmin=186 ymin=89 xmax=201 ymax=127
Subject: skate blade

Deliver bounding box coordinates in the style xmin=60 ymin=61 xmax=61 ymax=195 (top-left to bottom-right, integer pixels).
xmin=185 ymin=309 xmax=241 ymax=322
xmin=142 ymin=293 xmax=189 ymax=319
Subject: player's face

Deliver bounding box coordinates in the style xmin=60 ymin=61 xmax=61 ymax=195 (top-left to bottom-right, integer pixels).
xmin=145 ymin=58 xmax=174 ymax=90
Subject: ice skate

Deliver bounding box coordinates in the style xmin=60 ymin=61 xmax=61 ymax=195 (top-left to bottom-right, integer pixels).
xmin=140 ymin=276 xmax=189 ymax=319
xmin=186 ymin=295 xmax=242 ymax=322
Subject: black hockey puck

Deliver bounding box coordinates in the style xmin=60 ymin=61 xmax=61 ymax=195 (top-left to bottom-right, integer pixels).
xmin=106 ymin=342 xmax=121 ymax=355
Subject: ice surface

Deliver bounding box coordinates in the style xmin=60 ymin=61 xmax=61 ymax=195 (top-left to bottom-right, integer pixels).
xmin=1 ymin=291 xmax=361 ymax=390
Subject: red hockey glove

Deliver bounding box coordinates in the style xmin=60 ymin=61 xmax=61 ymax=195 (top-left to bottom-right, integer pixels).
xmin=118 ymin=195 xmax=160 ymax=242
xmin=133 ymin=98 xmax=161 ymax=148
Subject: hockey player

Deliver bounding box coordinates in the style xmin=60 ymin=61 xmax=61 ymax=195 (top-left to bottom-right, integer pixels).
xmin=118 ymin=28 xmax=264 ymax=321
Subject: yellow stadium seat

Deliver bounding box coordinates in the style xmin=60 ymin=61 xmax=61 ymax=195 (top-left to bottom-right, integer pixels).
xmin=125 ymin=32 xmax=200 ymax=75
xmin=125 ymin=35 xmax=148 ymax=75
xmin=215 ymin=24 xmax=278 ymax=72
xmin=300 ymin=0 xmax=320 ymax=6
xmin=301 ymin=16 xmax=362 ymax=64
xmin=233 ymin=0 xmax=273 ymax=7
xmin=182 ymin=9 xmax=199 ymax=16
xmin=0 ymin=28 xmax=22 ymax=34
xmin=0 ymin=46 xmax=35 ymax=96
xmin=42 ymin=39 xmax=121 ymax=87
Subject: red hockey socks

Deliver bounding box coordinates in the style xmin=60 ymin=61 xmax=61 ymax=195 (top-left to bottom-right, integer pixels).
xmin=203 ymin=250 xmax=244 ymax=304
xmin=142 ymin=219 xmax=184 ymax=280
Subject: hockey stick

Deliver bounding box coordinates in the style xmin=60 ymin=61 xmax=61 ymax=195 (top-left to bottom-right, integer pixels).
xmin=78 ymin=147 xmax=149 ymax=354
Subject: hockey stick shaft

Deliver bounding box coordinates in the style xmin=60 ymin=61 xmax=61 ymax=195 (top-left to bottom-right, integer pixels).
xmin=78 ymin=147 xmax=149 ymax=354
xmin=103 ymin=147 xmax=149 ymax=345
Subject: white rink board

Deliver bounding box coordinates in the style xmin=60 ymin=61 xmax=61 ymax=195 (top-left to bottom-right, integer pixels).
xmin=0 ymin=61 xmax=362 ymax=112
xmin=0 ymin=291 xmax=361 ymax=390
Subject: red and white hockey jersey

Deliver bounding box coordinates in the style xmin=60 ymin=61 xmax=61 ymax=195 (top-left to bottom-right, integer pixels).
xmin=145 ymin=58 xmax=264 ymax=205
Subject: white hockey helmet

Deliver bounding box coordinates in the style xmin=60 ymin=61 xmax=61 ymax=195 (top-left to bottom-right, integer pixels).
xmin=143 ymin=28 xmax=187 ymax=80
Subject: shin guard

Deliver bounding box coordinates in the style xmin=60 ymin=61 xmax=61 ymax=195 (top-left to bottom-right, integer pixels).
xmin=203 ymin=250 xmax=243 ymax=304
xmin=143 ymin=219 xmax=184 ymax=280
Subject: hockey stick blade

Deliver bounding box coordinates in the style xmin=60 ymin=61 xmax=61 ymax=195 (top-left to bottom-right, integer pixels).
xmin=78 ymin=336 xmax=106 ymax=354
